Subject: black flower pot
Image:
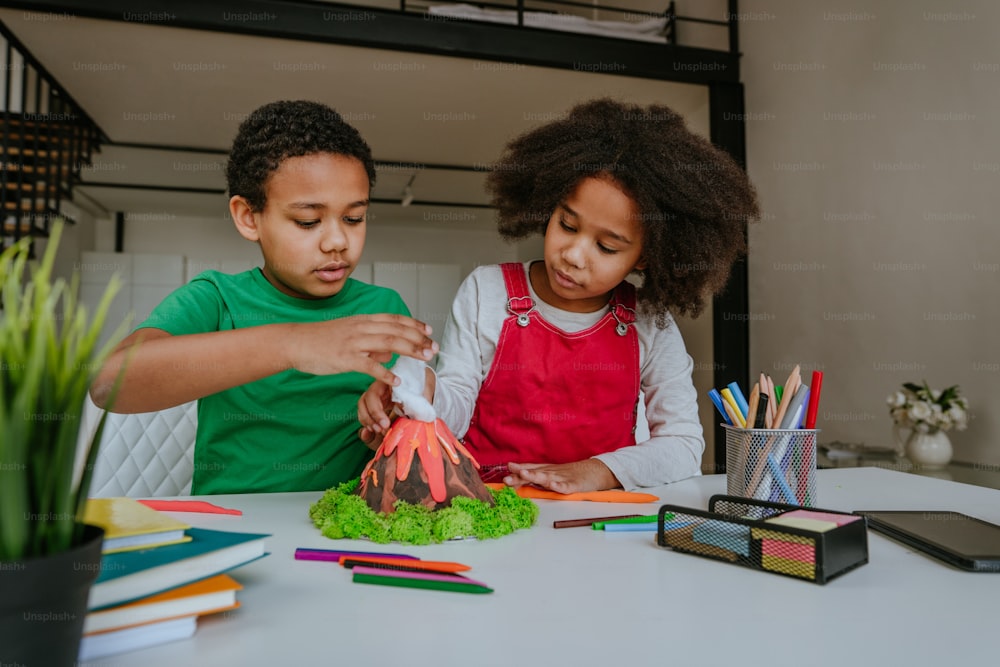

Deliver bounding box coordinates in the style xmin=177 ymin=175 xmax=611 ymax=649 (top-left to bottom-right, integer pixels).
xmin=0 ymin=524 xmax=105 ymax=666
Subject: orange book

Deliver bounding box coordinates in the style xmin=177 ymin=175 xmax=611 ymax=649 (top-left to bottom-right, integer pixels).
xmin=83 ymin=574 xmax=242 ymax=635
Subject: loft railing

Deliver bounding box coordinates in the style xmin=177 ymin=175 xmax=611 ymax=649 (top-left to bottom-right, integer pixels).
xmin=0 ymin=20 xmax=105 ymax=252
xmin=392 ymin=0 xmax=737 ymax=52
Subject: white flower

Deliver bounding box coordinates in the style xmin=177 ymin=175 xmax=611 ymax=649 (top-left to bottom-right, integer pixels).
xmin=908 ymin=401 xmax=933 ymax=422
xmin=889 ymin=382 xmax=968 ymax=433
xmin=949 ymin=406 xmax=968 ymax=429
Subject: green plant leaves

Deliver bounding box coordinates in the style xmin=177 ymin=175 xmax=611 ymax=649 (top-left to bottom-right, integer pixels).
xmin=0 ymin=222 xmax=125 ymax=561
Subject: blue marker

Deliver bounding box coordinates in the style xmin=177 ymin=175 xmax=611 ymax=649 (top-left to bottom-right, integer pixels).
xmin=605 ymin=520 xmax=695 ymax=533
xmin=708 ymin=388 xmax=732 ymax=425
xmin=767 ymin=452 xmax=798 ymax=504
xmin=727 ymin=382 xmax=750 ymax=420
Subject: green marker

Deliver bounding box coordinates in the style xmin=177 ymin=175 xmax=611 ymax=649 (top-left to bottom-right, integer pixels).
xmin=353 ymin=572 xmax=493 ymax=594
xmin=593 ymin=514 xmax=671 ymax=530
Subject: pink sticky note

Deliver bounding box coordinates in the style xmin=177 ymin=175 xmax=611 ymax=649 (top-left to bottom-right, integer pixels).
xmin=762 ymin=538 xmax=816 ymax=563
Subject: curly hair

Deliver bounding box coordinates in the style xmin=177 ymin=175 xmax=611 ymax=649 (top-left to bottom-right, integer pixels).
xmin=226 ymin=100 xmax=376 ymax=212
xmin=486 ymin=98 xmax=759 ymax=324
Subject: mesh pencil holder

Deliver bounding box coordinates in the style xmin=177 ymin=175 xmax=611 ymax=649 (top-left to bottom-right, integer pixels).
xmin=656 ymin=495 xmax=869 ymax=584
xmin=724 ymin=425 xmax=818 ymax=507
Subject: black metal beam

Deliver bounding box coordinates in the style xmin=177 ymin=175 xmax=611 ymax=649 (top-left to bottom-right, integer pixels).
xmin=5 ymin=0 xmax=740 ymax=84
xmin=78 ymin=180 xmax=494 ymax=209
xmin=708 ymin=80 xmax=749 ymax=473
xmin=105 ymin=141 xmax=493 ymax=174
xmin=114 ymin=210 xmax=124 ymax=251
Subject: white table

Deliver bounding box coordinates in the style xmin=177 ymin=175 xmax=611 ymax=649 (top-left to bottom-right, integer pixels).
xmin=83 ymin=468 xmax=1000 ymax=667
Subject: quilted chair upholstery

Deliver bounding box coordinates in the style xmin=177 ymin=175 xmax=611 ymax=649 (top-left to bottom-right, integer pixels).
xmin=84 ymin=396 xmax=198 ymax=497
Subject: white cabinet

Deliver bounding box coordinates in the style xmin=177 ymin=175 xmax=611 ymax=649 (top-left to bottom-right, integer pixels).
xmin=79 ymin=251 xmax=185 ymax=349
xmin=373 ymin=262 xmax=461 ymax=341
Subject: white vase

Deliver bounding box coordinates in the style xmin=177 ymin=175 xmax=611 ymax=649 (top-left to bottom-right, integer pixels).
xmin=895 ymin=426 xmax=953 ymax=470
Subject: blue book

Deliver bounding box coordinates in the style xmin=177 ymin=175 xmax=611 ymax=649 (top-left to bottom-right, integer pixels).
xmin=88 ymin=527 xmax=270 ymax=611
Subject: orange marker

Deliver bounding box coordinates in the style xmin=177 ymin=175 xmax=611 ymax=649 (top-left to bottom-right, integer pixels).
xmin=338 ymin=556 xmax=471 ymax=573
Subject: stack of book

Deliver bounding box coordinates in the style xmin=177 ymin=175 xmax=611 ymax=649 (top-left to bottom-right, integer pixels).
xmin=80 ymin=497 xmax=269 ymax=660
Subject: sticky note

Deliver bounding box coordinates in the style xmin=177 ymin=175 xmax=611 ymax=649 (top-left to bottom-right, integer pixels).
xmin=765 ymin=516 xmax=838 ymax=533
xmin=762 ymin=554 xmax=815 ymax=580
xmin=693 ymin=520 xmax=751 ymax=557
xmin=751 ymin=527 xmax=816 ymax=546
xmin=779 ymin=510 xmax=860 ymax=526
xmin=762 ymin=538 xmax=816 ymax=563
xmin=663 ymin=524 xmax=740 ymax=562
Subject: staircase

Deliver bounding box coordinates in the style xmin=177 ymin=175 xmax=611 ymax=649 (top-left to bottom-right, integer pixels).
xmin=1 ymin=21 xmax=104 ymax=253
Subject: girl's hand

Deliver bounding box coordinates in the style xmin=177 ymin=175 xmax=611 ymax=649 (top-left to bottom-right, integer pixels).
xmin=358 ymin=380 xmax=394 ymax=443
xmin=503 ymin=460 xmax=619 ymax=494
xmin=357 ymin=368 xmax=437 ymax=447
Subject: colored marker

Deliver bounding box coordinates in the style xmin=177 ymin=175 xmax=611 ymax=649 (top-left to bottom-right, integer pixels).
xmin=754 ymin=393 xmax=769 ymax=429
xmin=708 ymin=388 xmax=732 ymax=425
xmin=720 ymin=388 xmax=747 ymax=427
xmin=554 ymin=514 xmax=642 ymax=529
xmin=778 ymin=384 xmax=810 ymax=429
xmin=804 ymin=370 xmax=823 ymax=429
xmin=727 ymin=382 xmax=750 ymax=419
xmin=340 ymin=556 xmax=472 ymax=572
xmin=353 ymin=570 xmax=493 ymax=594
xmin=603 ymin=523 xmax=662 ymax=532
xmin=592 ymin=515 xmax=664 ymax=530
xmin=767 ymin=451 xmax=797 ymax=504
xmin=295 ymin=548 xmax=417 ymax=563
xmin=352 ymin=566 xmax=488 ymax=587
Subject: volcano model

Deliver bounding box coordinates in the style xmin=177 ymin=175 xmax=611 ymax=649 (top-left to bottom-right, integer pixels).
xmin=357 ymin=417 xmax=495 ymax=513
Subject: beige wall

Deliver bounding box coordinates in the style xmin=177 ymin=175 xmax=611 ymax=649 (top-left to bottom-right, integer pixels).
xmin=742 ymin=0 xmax=998 ymax=465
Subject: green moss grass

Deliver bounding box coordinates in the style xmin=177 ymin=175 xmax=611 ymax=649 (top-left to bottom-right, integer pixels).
xmin=308 ymin=478 xmax=538 ymax=544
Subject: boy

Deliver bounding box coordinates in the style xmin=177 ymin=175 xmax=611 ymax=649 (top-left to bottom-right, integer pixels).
xmin=91 ymin=100 xmax=438 ymax=494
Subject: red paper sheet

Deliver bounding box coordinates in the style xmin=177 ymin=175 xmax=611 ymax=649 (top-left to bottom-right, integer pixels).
xmin=138 ymin=499 xmax=243 ymax=515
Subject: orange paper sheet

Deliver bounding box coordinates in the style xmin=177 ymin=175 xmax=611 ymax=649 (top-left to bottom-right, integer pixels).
xmin=485 ymin=484 xmax=658 ymax=503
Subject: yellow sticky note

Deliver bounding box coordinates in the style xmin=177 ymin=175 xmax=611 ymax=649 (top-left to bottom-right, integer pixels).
xmin=765 ymin=516 xmax=838 ymax=533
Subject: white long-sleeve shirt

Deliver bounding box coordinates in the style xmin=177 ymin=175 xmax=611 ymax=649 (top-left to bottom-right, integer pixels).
xmin=432 ymin=262 xmax=704 ymax=489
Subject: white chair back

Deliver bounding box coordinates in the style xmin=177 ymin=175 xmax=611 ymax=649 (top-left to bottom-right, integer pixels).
xmin=82 ymin=396 xmax=197 ymax=497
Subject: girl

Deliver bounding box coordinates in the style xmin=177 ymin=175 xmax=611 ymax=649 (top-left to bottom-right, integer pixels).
xmin=360 ymin=98 xmax=759 ymax=493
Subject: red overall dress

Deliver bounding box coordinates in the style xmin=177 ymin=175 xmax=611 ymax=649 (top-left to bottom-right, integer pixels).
xmin=464 ymin=263 xmax=641 ymax=481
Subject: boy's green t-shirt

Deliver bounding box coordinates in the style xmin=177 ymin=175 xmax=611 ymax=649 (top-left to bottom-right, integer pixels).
xmin=137 ymin=268 xmax=410 ymax=494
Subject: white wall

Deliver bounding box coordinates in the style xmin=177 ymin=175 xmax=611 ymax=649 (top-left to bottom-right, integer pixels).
xmin=742 ymin=0 xmax=999 ymax=465
xmin=111 ymin=210 xmax=518 ymax=336
xmin=115 ymin=210 xmax=518 ymax=278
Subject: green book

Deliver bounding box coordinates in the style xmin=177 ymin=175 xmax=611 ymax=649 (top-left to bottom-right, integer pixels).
xmin=89 ymin=527 xmax=270 ymax=610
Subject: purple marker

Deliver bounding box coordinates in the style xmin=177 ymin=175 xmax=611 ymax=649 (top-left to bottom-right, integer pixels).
xmin=294 ymin=548 xmax=418 ymax=563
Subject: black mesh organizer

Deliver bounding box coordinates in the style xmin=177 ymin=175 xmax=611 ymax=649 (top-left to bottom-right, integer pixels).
xmin=656 ymin=495 xmax=869 ymax=584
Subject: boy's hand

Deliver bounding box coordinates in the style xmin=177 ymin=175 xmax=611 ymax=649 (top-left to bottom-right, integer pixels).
xmin=503 ymin=460 xmax=620 ymax=494
xmin=287 ymin=314 xmax=437 ymax=387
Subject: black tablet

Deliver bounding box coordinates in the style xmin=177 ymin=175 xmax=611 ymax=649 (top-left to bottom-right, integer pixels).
xmin=856 ymin=510 xmax=1000 ymax=572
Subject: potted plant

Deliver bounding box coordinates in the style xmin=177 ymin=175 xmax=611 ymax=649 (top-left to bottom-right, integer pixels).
xmin=0 ymin=222 xmax=125 ymax=665
xmin=888 ymin=381 xmax=969 ymax=469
